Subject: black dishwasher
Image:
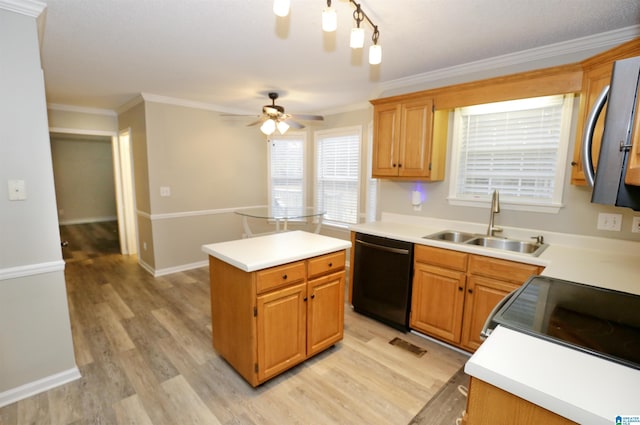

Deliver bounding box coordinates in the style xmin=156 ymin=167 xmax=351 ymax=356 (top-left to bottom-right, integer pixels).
xmin=352 ymin=232 xmax=414 ymax=331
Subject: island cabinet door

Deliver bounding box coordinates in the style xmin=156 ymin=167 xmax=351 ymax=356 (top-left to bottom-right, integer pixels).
xmin=256 ymin=282 xmax=307 ymax=383
xmin=307 ymin=271 xmax=345 ymax=357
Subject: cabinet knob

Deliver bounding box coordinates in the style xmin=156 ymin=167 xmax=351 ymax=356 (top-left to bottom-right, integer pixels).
xmin=311 ymin=294 xmax=315 ymax=299
xmin=570 ymin=161 xmax=577 ymax=166
xmin=303 ymin=296 xmax=307 ymax=302
xmin=282 ymin=274 xmax=288 ymax=280
xmin=392 ymin=163 xmax=397 ymax=168
xmin=468 ymin=289 xmax=473 ymax=294
xmin=328 ymin=262 xmax=333 ymax=267
xmin=458 ymin=286 xmax=463 ymax=291
xmin=398 ymin=163 xmax=402 ymax=168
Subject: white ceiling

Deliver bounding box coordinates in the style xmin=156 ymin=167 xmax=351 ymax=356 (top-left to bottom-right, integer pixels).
xmin=39 ymin=0 xmax=640 ymax=116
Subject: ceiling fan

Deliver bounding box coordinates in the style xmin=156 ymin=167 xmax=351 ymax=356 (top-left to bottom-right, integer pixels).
xmin=231 ymin=92 xmax=324 ymax=136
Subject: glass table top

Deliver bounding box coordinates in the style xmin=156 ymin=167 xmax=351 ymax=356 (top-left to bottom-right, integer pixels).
xmin=235 ymin=207 xmax=326 ymax=220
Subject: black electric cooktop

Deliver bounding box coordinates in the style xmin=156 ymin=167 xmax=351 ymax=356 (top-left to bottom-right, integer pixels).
xmin=492 ymin=275 xmax=640 ymax=370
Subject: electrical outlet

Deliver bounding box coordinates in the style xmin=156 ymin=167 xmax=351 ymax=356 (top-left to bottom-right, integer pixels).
xmin=597 ymin=213 xmax=622 ymax=231
xmin=160 ymin=186 xmax=171 ymax=197
xmin=632 ymin=217 xmax=640 ymax=233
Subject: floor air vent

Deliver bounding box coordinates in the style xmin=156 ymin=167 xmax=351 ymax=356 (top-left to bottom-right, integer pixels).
xmin=389 ymin=337 xmax=427 ymax=357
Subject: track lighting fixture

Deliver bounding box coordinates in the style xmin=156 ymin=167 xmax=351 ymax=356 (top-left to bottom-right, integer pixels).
xmin=272 ymin=0 xmax=382 ymax=64
xmin=273 ymin=0 xmax=290 ymax=17
xmin=322 ymin=0 xmax=337 ymax=32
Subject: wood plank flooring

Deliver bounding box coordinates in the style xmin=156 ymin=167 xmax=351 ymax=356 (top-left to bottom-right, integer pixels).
xmin=1 ymin=223 xmax=469 ymax=425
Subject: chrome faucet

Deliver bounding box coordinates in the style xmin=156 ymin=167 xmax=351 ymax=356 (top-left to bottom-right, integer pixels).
xmin=487 ymin=189 xmax=503 ymax=236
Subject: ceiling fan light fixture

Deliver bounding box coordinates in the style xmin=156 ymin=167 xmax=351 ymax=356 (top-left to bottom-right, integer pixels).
xmin=273 ymin=0 xmax=290 ymax=17
xmin=350 ymin=27 xmax=365 ymax=48
xmin=277 ymin=121 xmax=290 ymax=135
xmin=260 ymin=119 xmax=276 ymax=135
xmin=322 ymin=1 xmax=337 ymax=32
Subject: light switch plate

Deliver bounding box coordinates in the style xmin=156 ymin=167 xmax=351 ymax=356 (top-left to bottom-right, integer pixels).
xmin=632 ymin=217 xmax=640 ymax=233
xmin=8 ymin=179 xmax=26 ymax=201
xmin=597 ymin=213 xmax=622 ymax=231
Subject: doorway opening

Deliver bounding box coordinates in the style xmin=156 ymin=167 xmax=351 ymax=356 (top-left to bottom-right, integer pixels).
xmin=49 ymin=128 xmax=137 ymax=261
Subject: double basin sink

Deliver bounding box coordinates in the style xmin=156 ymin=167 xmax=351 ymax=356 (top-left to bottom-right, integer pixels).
xmin=423 ymin=230 xmax=548 ymax=257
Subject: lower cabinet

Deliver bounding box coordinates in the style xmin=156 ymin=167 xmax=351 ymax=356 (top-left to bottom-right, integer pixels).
xmin=210 ymin=250 xmax=345 ymax=386
xmin=466 ymin=378 xmax=577 ymax=425
xmin=410 ymin=245 xmax=543 ymax=352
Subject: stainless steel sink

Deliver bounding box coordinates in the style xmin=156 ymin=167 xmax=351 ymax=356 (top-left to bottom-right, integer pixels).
xmin=465 ymin=236 xmax=547 ymax=255
xmin=423 ymin=230 xmax=476 ymax=243
xmin=423 ymin=230 xmax=548 ymax=256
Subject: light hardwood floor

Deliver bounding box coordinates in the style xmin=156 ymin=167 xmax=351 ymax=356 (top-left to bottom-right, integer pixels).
xmin=0 ymin=223 xmax=468 ymax=425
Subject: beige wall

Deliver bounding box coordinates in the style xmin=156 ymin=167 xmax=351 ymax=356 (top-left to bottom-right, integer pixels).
xmin=118 ymin=101 xmax=155 ymax=268
xmin=120 ymin=101 xmax=271 ymax=273
xmin=0 ymin=6 xmax=77 ymax=402
xmin=50 ymin=135 xmax=117 ymax=224
xmin=48 ymin=108 xmax=117 ymax=133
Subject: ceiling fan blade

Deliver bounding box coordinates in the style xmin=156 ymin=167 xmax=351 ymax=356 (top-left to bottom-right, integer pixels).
xmin=247 ymin=118 xmax=266 ymax=127
xmin=220 ymin=113 xmax=260 ymax=117
xmin=284 ymin=119 xmax=305 ymax=129
xmin=290 ymin=113 xmax=324 ymax=121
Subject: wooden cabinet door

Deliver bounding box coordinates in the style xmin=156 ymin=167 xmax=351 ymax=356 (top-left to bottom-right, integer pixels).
xmin=625 ymin=86 xmax=640 ymax=185
xmin=256 ymin=282 xmax=307 ymax=382
xmin=399 ymin=98 xmax=434 ymax=178
xmin=307 ymin=271 xmax=344 ymax=356
xmin=372 ymin=103 xmax=401 ymax=177
xmin=410 ymin=262 xmax=466 ymax=344
xmin=461 ymin=275 xmax=519 ymax=351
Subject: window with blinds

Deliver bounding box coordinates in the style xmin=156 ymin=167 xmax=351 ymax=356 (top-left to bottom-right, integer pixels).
xmin=268 ymin=134 xmax=305 ymax=216
xmin=449 ymin=94 xmax=574 ymax=212
xmin=315 ymin=127 xmax=361 ymax=226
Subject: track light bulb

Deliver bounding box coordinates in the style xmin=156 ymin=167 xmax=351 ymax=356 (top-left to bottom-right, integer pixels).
xmin=322 ymin=6 xmax=337 ymax=32
xmin=350 ymin=27 xmax=365 ymax=48
xmin=261 ymin=119 xmax=276 ymax=135
xmin=369 ymin=44 xmax=382 ymax=65
xmin=273 ymin=0 xmax=290 ymax=17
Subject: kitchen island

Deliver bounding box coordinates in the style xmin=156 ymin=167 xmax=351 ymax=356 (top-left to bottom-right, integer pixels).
xmin=202 ymin=231 xmax=351 ymax=387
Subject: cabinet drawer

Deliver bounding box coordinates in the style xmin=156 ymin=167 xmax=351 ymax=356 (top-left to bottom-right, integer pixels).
xmin=256 ymin=261 xmax=306 ymax=294
xmin=307 ymin=251 xmax=345 ymax=279
xmin=468 ymin=255 xmax=541 ymax=283
xmin=415 ymin=245 xmax=468 ymax=272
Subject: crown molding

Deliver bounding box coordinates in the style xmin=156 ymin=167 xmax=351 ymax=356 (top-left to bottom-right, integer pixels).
xmin=47 ymin=103 xmax=118 ymax=117
xmin=139 ymin=92 xmax=251 ymax=115
xmin=0 ymin=0 xmax=45 ymax=17
xmin=379 ymin=25 xmax=640 ymax=94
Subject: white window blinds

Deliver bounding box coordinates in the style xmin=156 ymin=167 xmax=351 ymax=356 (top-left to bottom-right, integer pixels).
xmin=450 ymin=94 xmax=573 ymax=210
xmin=315 ymin=127 xmax=361 ymax=226
xmin=268 ymin=135 xmax=305 ymax=216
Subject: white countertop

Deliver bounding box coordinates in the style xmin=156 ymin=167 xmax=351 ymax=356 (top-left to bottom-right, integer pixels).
xmin=350 ymin=213 xmax=640 ymax=295
xmin=465 ymin=326 xmax=640 ymax=425
xmin=351 ymin=213 xmax=640 ymax=424
xmin=201 ymin=230 xmax=351 ymax=272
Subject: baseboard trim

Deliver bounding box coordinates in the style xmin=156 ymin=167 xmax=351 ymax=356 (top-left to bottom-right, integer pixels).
xmin=58 ymin=216 xmax=117 ymax=225
xmin=153 ymin=260 xmax=208 ymax=277
xmin=0 ymin=367 xmax=81 ymax=408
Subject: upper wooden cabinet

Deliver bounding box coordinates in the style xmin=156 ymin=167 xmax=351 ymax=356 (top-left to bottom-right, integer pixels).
xmin=371 ymin=96 xmax=448 ymax=180
xmin=571 ymin=39 xmax=640 ymax=185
